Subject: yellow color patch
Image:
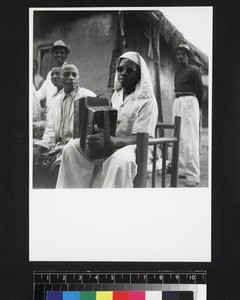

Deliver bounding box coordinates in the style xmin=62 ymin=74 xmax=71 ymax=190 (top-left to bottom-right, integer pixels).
xmin=96 ymin=291 xmax=113 ymax=300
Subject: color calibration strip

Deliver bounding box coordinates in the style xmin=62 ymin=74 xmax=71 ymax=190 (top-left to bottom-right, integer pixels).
xmin=33 ymin=271 xmax=206 ymax=300
xmin=46 ymin=291 xmax=194 ymax=300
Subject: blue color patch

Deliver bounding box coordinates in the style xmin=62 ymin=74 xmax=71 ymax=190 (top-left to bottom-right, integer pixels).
xmin=63 ymin=291 xmax=80 ymax=300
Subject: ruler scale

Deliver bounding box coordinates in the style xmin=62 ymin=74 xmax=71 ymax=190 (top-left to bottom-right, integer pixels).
xmin=33 ymin=271 xmax=206 ymax=300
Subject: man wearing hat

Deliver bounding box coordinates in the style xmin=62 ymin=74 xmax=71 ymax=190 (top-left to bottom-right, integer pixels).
xmin=33 ymin=64 xmax=96 ymax=188
xmin=36 ymin=39 xmax=70 ymax=110
xmin=173 ymin=43 xmax=204 ymax=187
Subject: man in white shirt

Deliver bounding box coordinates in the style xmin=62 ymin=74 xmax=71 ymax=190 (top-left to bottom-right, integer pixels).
xmin=32 ymin=85 xmax=42 ymax=122
xmin=33 ymin=64 xmax=96 ymax=188
xmin=44 ymin=66 xmax=63 ymax=119
xmin=33 ymin=67 xmax=64 ymax=141
xmin=36 ymin=40 xmax=70 ymax=111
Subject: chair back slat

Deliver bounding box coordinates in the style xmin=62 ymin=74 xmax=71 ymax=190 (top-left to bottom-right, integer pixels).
xmin=151 ymin=144 xmax=157 ymax=187
xmin=161 ymin=143 xmax=167 ymax=187
xmin=156 ymin=122 xmax=175 ymax=129
xmin=171 ymin=116 xmax=181 ymax=187
xmin=148 ymin=137 xmax=178 ymax=145
xmin=134 ymin=132 xmax=149 ymax=188
xmin=134 ymin=116 xmax=181 ymax=188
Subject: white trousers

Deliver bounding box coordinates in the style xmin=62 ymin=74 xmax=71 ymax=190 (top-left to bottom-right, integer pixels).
xmin=173 ymin=96 xmax=200 ymax=183
xmin=56 ymin=139 xmax=138 ymax=188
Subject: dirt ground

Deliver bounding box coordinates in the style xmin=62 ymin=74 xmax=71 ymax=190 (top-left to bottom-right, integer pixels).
xmin=146 ymin=128 xmax=209 ymax=188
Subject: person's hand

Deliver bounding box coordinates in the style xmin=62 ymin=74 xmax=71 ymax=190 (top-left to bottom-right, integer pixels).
xmin=33 ymin=128 xmax=45 ymax=139
xmin=33 ymin=122 xmax=46 ymax=139
xmin=86 ymin=125 xmax=105 ymax=150
xmin=33 ymin=146 xmax=47 ymax=164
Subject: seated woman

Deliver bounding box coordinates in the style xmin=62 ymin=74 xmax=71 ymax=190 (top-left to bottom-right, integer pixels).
xmin=56 ymin=51 xmax=158 ymax=188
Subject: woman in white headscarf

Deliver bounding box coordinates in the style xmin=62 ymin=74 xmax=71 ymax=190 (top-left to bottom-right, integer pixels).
xmin=56 ymin=51 xmax=158 ymax=188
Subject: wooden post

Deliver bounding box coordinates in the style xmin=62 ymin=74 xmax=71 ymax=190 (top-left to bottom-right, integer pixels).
xmin=152 ymin=145 xmax=157 ymax=188
xmin=134 ymin=132 xmax=149 ymax=188
xmin=171 ymin=116 xmax=181 ymax=187
xmin=162 ymin=143 xmax=167 ymax=187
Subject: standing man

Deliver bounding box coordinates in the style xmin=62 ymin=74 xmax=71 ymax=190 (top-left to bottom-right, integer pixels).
xmin=33 ymin=64 xmax=96 ymax=188
xmin=36 ymin=39 xmax=70 ymax=110
xmin=173 ymin=44 xmax=204 ymax=187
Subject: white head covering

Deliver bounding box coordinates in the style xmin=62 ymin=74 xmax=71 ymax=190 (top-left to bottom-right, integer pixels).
xmin=114 ymin=51 xmax=155 ymax=100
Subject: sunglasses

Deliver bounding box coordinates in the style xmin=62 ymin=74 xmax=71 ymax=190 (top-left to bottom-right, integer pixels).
xmin=116 ymin=66 xmax=137 ymax=74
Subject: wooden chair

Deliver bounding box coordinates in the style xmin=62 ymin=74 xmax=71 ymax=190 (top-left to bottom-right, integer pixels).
xmin=134 ymin=116 xmax=181 ymax=188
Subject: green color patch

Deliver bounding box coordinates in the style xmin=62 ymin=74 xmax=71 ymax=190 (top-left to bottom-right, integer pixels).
xmin=80 ymin=291 xmax=96 ymax=300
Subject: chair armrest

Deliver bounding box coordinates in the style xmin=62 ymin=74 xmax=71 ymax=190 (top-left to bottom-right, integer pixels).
xmin=148 ymin=137 xmax=178 ymax=146
xmin=156 ymin=122 xmax=175 ymax=129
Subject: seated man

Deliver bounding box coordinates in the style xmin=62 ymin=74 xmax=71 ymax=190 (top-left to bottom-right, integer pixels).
xmin=32 ymin=84 xmax=42 ymax=122
xmin=44 ymin=66 xmax=63 ymax=119
xmin=33 ymin=64 xmax=96 ymax=188
xmin=56 ymin=51 xmax=158 ymax=188
xmin=33 ymin=59 xmax=44 ymax=90
xmin=33 ymin=67 xmax=63 ymax=141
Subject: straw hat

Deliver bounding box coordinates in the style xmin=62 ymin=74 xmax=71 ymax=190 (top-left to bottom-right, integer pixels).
xmin=174 ymin=43 xmax=193 ymax=58
xmin=52 ymin=40 xmax=71 ymax=54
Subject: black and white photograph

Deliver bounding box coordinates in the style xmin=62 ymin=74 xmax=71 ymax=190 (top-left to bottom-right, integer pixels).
xmin=29 ymin=7 xmax=212 ymax=262
xmin=31 ymin=8 xmax=211 ymax=190
xmin=2 ymin=1 xmax=240 ymax=299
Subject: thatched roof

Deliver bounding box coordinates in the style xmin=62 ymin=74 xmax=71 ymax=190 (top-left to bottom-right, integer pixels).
xmin=34 ymin=10 xmax=208 ymax=70
xmin=141 ymin=11 xmax=209 ymax=70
